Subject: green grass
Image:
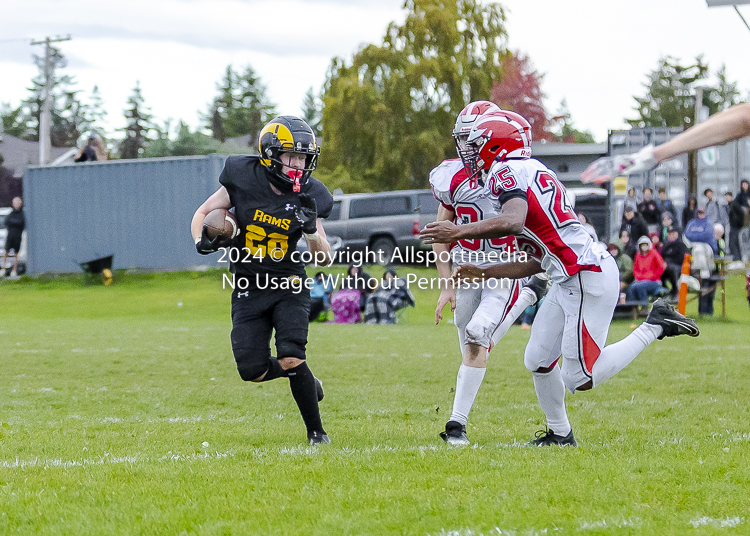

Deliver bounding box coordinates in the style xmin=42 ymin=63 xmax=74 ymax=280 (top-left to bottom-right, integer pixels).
xmin=1 ymin=267 xmax=749 ymax=535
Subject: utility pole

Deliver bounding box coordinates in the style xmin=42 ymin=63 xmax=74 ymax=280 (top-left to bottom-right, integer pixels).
xmin=30 ymin=35 xmax=71 ymax=166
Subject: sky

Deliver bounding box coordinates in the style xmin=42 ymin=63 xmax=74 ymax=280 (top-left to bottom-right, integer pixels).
xmin=1 ymin=0 xmax=749 ymax=144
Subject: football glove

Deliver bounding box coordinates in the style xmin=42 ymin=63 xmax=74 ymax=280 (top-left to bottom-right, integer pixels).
xmin=195 ymin=226 xmax=223 ymax=255
xmin=296 ymin=193 xmax=318 ymax=235
xmin=581 ymin=144 xmax=658 ymax=184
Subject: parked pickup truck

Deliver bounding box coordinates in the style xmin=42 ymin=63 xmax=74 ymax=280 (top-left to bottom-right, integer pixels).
xmin=322 ymin=189 xmax=440 ymax=263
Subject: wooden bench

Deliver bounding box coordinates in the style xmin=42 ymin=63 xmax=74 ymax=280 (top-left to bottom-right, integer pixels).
xmin=613 ymin=301 xmax=649 ymax=321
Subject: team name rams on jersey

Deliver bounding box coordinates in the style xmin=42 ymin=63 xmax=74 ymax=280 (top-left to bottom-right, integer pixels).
xmin=253 ymin=209 xmax=291 ymax=231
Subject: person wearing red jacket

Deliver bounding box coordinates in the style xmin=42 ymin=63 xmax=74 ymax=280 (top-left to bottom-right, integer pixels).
xmin=627 ymin=236 xmax=669 ymax=304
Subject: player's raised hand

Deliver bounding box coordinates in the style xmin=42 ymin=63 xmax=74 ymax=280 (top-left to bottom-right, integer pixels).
xmin=582 ymin=144 xmax=658 ymax=184
xmin=296 ymin=193 xmax=318 ymax=234
xmin=420 ymin=220 xmax=459 ymax=244
xmin=452 ymin=264 xmax=486 ymax=283
xmin=435 ymin=288 xmax=457 ymax=325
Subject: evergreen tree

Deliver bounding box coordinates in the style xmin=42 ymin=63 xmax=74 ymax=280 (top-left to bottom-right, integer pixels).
xmin=204 ymin=65 xmax=277 ymax=145
xmin=552 ymin=99 xmax=596 ymax=143
xmin=120 ymin=82 xmax=157 ymax=159
xmin=86 ymin=85 xmax=108 ymax=137
xmin=0 ymin=103 xmax=27 ymax=139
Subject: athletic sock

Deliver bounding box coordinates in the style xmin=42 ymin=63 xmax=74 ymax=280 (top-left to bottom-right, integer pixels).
xmin=286 ymin=362 xmax=324 ymax=433
xmin=259 ymin=358 xmax=288 ymax=382
xmin=532 ymin=367 xmax=570 ymax=436
xmin=490 ymin=288 xmax=537 ymax=345
xmin=591 ymin=322 xmax=662 ymax=387
xmin=448 ymin=364 xmax=486 ymax=426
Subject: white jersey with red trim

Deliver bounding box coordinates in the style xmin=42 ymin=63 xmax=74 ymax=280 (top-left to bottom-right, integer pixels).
xmin=484 ymin=158 xmax=609 ymax=283
xmin=429 ymin=159 xmax=531 ymax=268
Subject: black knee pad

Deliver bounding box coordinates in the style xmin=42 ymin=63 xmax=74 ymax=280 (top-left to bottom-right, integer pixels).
xmin=234 ymin=347 xmax=272 ymax=382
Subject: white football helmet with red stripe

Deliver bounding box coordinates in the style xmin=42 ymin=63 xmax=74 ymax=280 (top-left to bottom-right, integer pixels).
xmin=452 ymin=101 xmax=501 ymax=141
xmin=459 ymin=110 xmax=533 ymax=186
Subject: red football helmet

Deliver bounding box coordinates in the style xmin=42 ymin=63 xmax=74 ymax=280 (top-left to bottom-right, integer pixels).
xmin=452 ymin=101 xmax=501 ymax=146
xmin=459 ymin=110 xmax=532 ymax=186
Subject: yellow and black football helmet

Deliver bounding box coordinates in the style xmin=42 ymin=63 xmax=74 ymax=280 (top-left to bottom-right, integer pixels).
xmin=258 ymin=115 xmax=319 ymax=192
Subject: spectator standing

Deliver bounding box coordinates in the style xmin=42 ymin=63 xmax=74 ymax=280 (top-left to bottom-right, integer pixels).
xmin=724 ymin=191 xmax=745 ymax=259
xmin=685 ymin=206 xmax=718 ymax=254
xmin=703 ymin=188 xmax=721 ymax=225
xmin=628 ymin=236 xmax=669 ymax=304
xmin=620 ymin=206 xmax=649 ymax=246
xmin=638 ymin=187 xmax=662 ymax=232
xmin=624 ymin=187 xmax=639 ymax=214
xmin=656 ymin=187 xmax=677 ymax=219
xmin=75 ymin=137 xmax=99 ymax=162
xmin=660 ymin=227 xmax=688 ymax=299
xmin=737 ymin=179 xmax=750 ymax=212
xmin=682 ymin=196 xmax=698 ymax=229
xmin=0 ymin=197 xmax=25 ymax=279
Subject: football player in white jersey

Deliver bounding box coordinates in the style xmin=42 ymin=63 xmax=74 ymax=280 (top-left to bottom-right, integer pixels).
xmin=422 ymin=110 xmax=699 ymax=447
xmin=431 ymin=101 xmax=547 ymax=445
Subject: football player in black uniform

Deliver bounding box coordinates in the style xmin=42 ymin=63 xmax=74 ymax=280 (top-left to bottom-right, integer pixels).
xmin=191 ymin=116 xmax=334 ymax=445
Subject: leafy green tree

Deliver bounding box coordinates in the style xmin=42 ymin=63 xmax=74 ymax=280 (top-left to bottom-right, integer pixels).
xmin=320 ymin=0 xmax=508 ymax=192
xmin=205 ymin=65 xmax=277 ymax=144
xmin=628 ymin=56 xmax=740 ymax=129
xmin=119 ymin=82 xmax=157 ymax=159
xmin=301 ymin=87 xmax=322 ymax=137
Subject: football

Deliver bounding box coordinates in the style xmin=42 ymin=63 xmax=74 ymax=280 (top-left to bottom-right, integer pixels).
xmin=203 ymin=208 xmax=239 ymax=243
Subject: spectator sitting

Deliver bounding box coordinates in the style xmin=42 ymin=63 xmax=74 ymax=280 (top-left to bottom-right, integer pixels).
xmin=638 ymin=187 xmax=661 ymax=232
xmin=649 ymin=231 xmax=662 ymax=253
xmin=309 ymin=271 xmax=334 ymax=322
xmin=660 ymin=227 xmax=688 ymax=299
xmin=618 ymin=229 xmax=637 ymax=260
xmin=656 ymin=187 xmax=676 ymax=219
xmin=684 ymin=206 xmax=718 ymax=254
xmin=714 ymin=223 xmax=726 ymax=257
xmin=577 ymin=212 xmax=598 ymax=242
xmin=608 ymin=242 xmax=633 ymax=292
xmin=682 ymin=195 xmax=698 ymax=228
xmin=341 ymin=264 xmax=374 ymax=311
xmin=620 ymin=206 xmax=649 ymax=250
xmin=363 ymin=268 xmax=415 ymax=324
xmin=627 ymin=236 xmax=669 ymax=304
xmin=659 ymin=211 xmax=679 ymax=244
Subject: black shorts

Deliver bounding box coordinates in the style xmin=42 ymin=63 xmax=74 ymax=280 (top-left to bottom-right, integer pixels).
xmin=230 ymin=285 xmax=311 ymax=361
xmin=4 ymin=235 xmax=21 ymax=254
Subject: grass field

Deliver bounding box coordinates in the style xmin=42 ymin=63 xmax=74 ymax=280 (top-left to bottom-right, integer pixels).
xmin=1 ymin=267 xmax=749 ymax=535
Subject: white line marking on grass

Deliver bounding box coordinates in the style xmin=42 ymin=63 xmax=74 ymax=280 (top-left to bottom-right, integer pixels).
xmin=689 ymin=516 xmax=745 ymax=528
xmin=580 ymin=517 xmax=641 ymax=530
xmin=1 ymin=450 xmax=235 ymax=470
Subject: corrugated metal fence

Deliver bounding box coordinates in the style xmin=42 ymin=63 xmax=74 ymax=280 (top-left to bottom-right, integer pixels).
xmin=24 ymin=155 xmax=228 ymax=274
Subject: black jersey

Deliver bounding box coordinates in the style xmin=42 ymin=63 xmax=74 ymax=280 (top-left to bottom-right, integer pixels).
xmin=219 ymin=156 xmax=334 ymax=286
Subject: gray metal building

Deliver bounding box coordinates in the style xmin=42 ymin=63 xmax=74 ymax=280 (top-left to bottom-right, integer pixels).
xmin=23 ymin=155 xmax=229 ymax=274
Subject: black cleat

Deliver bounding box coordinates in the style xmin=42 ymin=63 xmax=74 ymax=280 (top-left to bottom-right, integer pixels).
xmin=646 ymin=298 xmax=700 ymax=340
xmin=307 ymin=430 xmax=330 ymax=446
xmin=524 ymin=274 xmax=550 ymax=305
xmin=439 ymin=420 xmax=470 ymax=446
xmin=314 ymin=376 xmax=324 ymax=402
xmin=528 ymin=428 xmax=578 ymax=447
